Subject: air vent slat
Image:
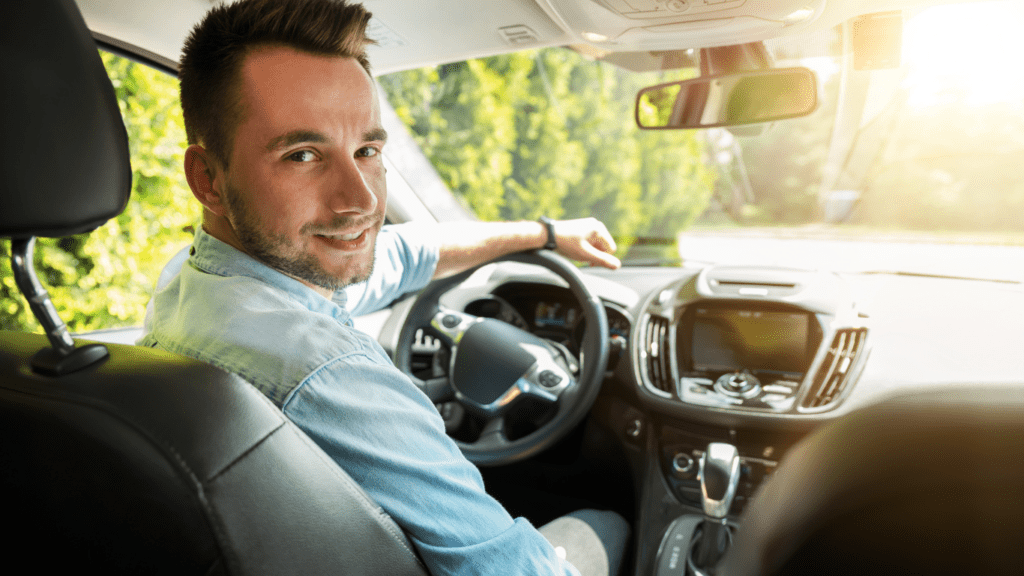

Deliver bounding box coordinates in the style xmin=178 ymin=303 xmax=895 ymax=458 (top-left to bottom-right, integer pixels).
xmin=802 ymin=328 xmax=867 ymax=410
xmin=642 ymin=315 xmax=674 ymax=395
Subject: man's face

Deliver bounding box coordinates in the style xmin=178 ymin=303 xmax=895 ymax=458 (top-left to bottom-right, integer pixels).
xmin=214 ymin=46 xmax=387 ymax=292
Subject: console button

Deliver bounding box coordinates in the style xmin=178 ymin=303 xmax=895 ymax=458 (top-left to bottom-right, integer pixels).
xmin=672 ymin=452 xmax=695 ymax=476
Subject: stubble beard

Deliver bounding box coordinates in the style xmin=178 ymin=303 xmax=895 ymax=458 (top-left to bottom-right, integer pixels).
xmin=223 ymin=184 xmax=377 ymax=291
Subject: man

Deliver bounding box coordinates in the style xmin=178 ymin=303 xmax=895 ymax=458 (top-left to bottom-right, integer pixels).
xmin=141 ymin=1 xmax=628 ymax=575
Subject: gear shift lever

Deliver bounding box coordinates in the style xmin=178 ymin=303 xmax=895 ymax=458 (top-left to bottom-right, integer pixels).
xmin=691 ymin=442 xmax=741 ymax=573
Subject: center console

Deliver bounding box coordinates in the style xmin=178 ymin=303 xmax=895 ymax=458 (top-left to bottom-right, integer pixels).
xmin=626 ymin=265 xmax=871 ymax=575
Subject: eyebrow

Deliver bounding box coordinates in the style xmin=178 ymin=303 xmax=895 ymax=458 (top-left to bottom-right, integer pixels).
xmin=264 ymin=128 xmax=388 ymax=152
xmin=364 ymin=127 xmax=389 ymax=144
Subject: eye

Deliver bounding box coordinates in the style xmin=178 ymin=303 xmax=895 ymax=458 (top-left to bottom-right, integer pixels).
xmin=287 ymin=150 xmax=317 ymax=162
xmin=356 ymin=146 xmax=380 ymax=158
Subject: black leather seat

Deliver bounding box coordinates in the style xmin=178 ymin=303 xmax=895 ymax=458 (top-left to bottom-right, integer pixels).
xmin=0 ymin=1 xmax=428 ymax=574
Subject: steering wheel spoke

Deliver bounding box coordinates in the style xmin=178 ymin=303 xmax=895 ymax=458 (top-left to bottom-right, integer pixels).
xmin=411 ymin=374 xmax=454 ymax=403
xmin=476 ymin=416 xmax=511 ymax=448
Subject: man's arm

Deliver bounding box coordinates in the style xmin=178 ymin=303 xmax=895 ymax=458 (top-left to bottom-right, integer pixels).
xmin=430 ymin=217 xmax=621 ymax=279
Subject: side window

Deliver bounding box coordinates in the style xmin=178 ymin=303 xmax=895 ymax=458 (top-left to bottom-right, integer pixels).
xmin=0 ymin=51 xmax=197 ymax=334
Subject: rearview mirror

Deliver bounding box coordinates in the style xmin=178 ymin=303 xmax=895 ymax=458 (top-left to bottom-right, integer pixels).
xmin=635 ymin=67 xmax=817 ymax=130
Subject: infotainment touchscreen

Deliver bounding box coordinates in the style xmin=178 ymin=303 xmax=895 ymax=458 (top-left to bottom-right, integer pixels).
xmin=691 ymin=307 xmax=811 ymax=374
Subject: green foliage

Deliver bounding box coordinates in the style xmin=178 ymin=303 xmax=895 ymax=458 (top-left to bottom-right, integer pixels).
xmin=379 ymin=48 xmax=715 ymax=260
xmin=0 ymin=52 xmax=198 ymax=333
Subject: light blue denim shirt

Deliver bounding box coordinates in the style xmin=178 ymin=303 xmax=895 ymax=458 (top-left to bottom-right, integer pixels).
xmin=139 ymin=225 xmax=578 ymax=576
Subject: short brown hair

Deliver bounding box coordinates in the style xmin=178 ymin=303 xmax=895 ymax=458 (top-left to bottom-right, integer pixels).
xmin=179 ymin=0 xmax=375 ymax=167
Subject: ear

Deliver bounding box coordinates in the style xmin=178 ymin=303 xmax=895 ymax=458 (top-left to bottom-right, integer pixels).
xmin=184 ymin=144 xmax=229 ymax=217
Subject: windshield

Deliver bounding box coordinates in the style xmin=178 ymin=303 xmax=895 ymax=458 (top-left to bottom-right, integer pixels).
xmin=378 ymin=0 xmax=1024 ymax=281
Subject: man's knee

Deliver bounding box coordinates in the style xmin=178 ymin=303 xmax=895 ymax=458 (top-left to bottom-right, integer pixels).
xmin=539 ymin=509 xmax=630 ymax=576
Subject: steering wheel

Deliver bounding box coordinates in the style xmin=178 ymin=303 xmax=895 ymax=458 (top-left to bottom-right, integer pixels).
xmin=394 ymin=250 xmax=609 ymax=467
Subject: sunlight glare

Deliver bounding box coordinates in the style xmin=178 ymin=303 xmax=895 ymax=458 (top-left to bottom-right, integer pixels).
xmin=902 ymin=1 xmax=1024 ymax=110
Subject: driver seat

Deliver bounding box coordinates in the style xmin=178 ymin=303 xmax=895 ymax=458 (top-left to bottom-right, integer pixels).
xmin=0 ymin=1 xmax=428 ymax=574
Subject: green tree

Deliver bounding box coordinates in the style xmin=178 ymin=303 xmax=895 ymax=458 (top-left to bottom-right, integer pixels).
xmin=379 ymin=47 xmax=714 ymax=262
xmin=0 ymin=52 xmax=197 ymax=333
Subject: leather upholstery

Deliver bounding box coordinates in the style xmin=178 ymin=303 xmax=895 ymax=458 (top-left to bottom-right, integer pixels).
xmin=0 ymin=333 xmax=429 ymax=574
xmin=0 ymin=0 xmax=131 ymax=237
xmin=722 ymin=387 xmax=1024 ymax=576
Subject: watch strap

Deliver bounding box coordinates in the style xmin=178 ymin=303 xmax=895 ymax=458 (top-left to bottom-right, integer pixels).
xmin=538 ymin=216 xmax=557 ymax=250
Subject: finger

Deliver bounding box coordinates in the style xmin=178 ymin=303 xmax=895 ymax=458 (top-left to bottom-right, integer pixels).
xmin=591 ymin=229 xmax=617 ymax=254
xmin=581 ymin=241 xmax=621 ymax=269
xmin=580 ymin=220 xmax=616 ymax=254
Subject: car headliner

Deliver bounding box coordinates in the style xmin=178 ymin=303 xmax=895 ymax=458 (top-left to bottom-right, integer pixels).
xmin=77 ymin=0 xmax=985 ymax=75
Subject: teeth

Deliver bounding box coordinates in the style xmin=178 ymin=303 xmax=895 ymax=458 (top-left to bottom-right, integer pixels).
xmin=323 ymin=231 xmax=361 ymax=241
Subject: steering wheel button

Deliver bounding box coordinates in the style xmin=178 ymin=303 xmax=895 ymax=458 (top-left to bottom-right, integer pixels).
xmin=441 ymin=314 xmax=460 ymax=328
xmin=539 ymin=370 xmax=563 ymax=388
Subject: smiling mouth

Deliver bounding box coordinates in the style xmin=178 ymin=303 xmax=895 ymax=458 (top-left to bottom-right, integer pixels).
xmin=313 ymin=227 xmax=372 ymax=251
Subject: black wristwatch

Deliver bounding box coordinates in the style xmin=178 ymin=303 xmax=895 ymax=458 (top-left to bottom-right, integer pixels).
xmin=538 ymin=216 xmax=557 ymax=250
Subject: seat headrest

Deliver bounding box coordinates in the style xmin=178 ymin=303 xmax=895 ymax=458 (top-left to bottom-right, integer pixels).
xmin=0 ymin=0 xmax=132 ymax=238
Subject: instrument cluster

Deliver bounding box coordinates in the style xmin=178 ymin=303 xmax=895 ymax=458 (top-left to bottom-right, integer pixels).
xmin=463 ymin=282 xmax=630 ymax=356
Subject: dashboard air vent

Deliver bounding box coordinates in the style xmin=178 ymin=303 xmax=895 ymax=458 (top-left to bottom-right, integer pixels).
xmin=643 ymin=314 xmax=674 ymax=395
xmin=802 ymin=328 xmax=867 ymax=410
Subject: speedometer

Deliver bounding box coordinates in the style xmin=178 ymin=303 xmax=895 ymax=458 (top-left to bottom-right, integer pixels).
xmin=464 ymin=297 xmax=529 ymax=331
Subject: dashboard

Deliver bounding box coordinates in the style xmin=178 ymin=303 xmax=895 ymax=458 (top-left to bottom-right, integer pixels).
xmin=426 ymin=263 xmax=870 ymax=419
xmin=384 ymin=256 xmax=1024 ymax=437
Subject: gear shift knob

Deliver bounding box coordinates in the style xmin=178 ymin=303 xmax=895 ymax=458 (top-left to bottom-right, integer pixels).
xmin=699 ymin=442 xmax=741 ymax=518
xmin=691 ymin=443 xmax=742 ymax=573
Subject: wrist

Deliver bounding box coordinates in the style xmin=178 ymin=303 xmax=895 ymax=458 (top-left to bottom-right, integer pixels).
xmin=538 ymin=216 xmax=557 ymax=250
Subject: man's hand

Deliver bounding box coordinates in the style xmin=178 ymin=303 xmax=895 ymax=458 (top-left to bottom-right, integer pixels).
xmin=549 ymin=217 xmax=621 ymax=270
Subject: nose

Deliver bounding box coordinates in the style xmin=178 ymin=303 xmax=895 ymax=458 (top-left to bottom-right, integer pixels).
xmin=326 ymin=156 xmax=379 ymax=215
